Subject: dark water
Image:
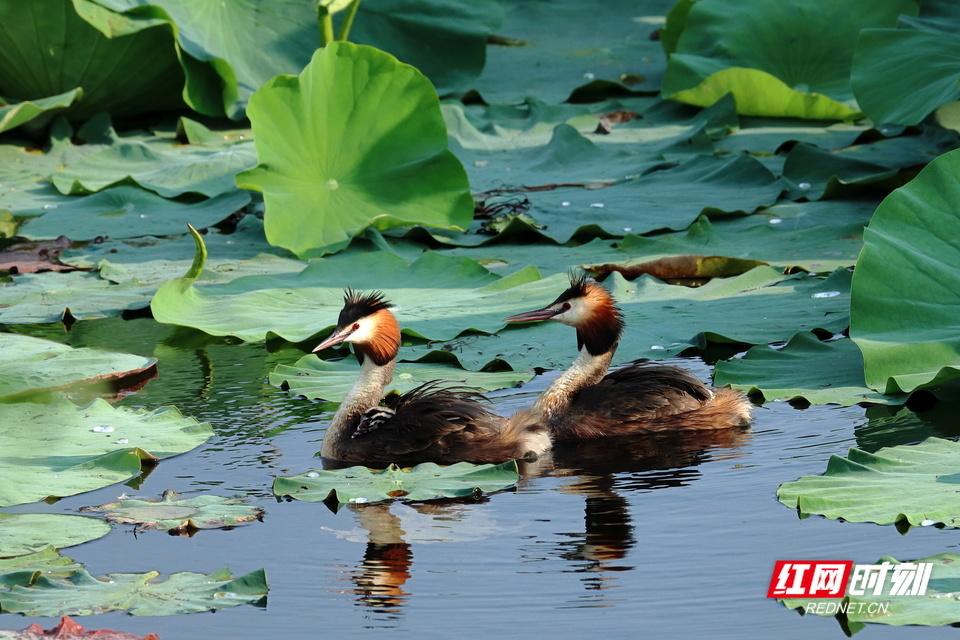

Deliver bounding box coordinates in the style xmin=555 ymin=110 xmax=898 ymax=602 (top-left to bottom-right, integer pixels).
xmin=4 ymin=317 xmax=960 ymax=639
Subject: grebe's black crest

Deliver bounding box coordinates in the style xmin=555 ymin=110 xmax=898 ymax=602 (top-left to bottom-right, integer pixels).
xmin=338 ymin=289 xmax=392 ymax=328
xmin=553 ymin=273 xmax=590 ymax=305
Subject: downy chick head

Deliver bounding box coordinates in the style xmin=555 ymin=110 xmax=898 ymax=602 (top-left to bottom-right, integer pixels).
xmin=312 ymin=289 xmax=401 ymax=365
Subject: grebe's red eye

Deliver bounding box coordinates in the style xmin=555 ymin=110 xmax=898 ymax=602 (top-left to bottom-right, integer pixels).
xmin=353 ymin=323 xmax=360 ymax=331
xmin=561 ymin=302 xmax=571 ymax=311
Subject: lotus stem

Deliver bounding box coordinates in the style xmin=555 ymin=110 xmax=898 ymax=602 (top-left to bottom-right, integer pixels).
xmin=318 ymin=5 xmax=335 ymax=46
xmin=338 ymin=0 xmax=362 ymax=41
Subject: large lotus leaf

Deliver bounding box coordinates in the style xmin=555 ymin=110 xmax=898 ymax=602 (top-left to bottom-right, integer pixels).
xmin=405 ymin=268 xmax=852 ymax=372
xmin=661 ymin=0 xmax=915 ymax=118
xmin=273 ymin=460 xmax=520 ymax=506
xmin=270 ymin=356 xmax=531 ymax=401
xmin=0 ymin=333 xmax=156 ymax=402
xmin=0 ymin=117 xmax=115 ymax=215
xmin=713 ymin=333 xmax=904 ymax=406
xmin=616 ymin=200 xmax=875 ymax=272
xmin=152 ymin=248 xmax=551 ymax=343
xmin=446 ymin=107 xmax=732 ymax=194
xmin=81 ymin=489 xmax=264 ymax=532
xmin=782 ymin=553 xmax=960 ymax=626
xmin=349 ymin=0 xmax=503 ymax=95
xmin=60 ymin=216 xmax=302 ymax=287
xmin=0 ymin=566 xmax=267 ymax=616
xmin=715 ymin=117 xmax=868 ymax=155
xmin=0 ymin=547 xmax=84 ymax=589
xmin=781 ymin=128 xmax=960 ymax=200
xmin=90 ymin=0 xmax=317 ymax=119
xmin=18 ymin=187 xmax=250 ymax=241
xmin=853 ymin=28 xmax=960 ymax=127
xmin=237 ymin=42 xmax=473 ymax=258
xmin=850 ymin=148 xmax=960 ymax=394
xmin=468 ymin=0 xmax=670 ymax=104
xmin=0 ymin=0 xmax=184 ymax=120
xmin=778 ymin=437 xmax=960 ymax=528
xmin=52 ymin=139 xmax=258 ymax=198
xmin=0 ymin=399 xmax=213 ymax=507
xmin=477 ymin=153 xmax=781 ymax=244
xmin=0 ymin=89 xmax=81 ymax=135
xmin=0 ymin=271 xmax=155 ymax=324
xmin=0 ymin=514 xmax=110 ymax=558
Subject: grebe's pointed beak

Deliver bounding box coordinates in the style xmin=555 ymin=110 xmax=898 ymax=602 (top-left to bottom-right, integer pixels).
xmin=312 ymin=327 xmax=351 ymax=352
xmin=504 ymin=307 xmax=561 ymax=323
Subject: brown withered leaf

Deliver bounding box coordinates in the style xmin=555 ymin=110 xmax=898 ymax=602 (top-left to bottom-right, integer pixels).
xmin=587 ymin=254 xmax=769 ymax=285
xmin=0 ymin=616 xmax=159 ymax=639
xmin=0 ymin=236 xmax=81 ymax=274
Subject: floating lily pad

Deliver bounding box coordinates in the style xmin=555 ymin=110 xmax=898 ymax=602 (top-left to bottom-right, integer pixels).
xmin=237 ymin=42 xmax=473 ymax=257
xmin=80 ymin=489 xmax=264 ymax=533
xmin=782 ymin=553 xmax=960 ymax=627
xmin=270 ymin=356 xmax=531 ymax=401
xmin=52 ymin=139 xmax=258 ymax=199
xmin=18 ymin=187 xmax=251 ymax=241
xmin=0 ymin=399 xmax=214 ymax=507
xmin=851 ymin=148 xmax=960 ymax=394
xmin=713 ymin=333 xmax=905 ymax=406
xmin=152 ymin=246 xmax=550 ymax=343
xmin=0 ymin=270 xmax=155 ymax=325
xmin=0 ymin=547 xmax=84 ymax=589
xmin=274 ymin=461 xmax=520 ymax=507
xmin=0 ymin=333 xmax=157 ymax=402
xmin=0 ymin=514 xmax=110 ymax=558
xmin=778 ymin=437 xmax=960 ymax=527
xmin=0 ymin=567 xmax=267 ymax=617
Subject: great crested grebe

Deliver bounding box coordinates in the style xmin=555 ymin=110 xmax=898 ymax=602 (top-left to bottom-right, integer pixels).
xmin=504 ymin=275 xmax=753 ymax=439
xmin=312 ymin=289 xmax=550 ymax=466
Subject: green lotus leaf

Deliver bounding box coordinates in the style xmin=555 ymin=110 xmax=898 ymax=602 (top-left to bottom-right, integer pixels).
xmin=0 ymin=333 xmax=157 ymax=402
xmin=60 ymin=217 xmax=302 ymax=286
xmin=273 ymin=460 xmax=520 ymax=506
xmin=853 ymin=27 xmax=960 ymax=126
xmin=0 ymin=0 xmax=184 ymax=120
xmin=81 ymin=489 xmax=264 ymax=532
xmin=349 ymin=0 xmax=503 ymax=95
xmin=0 ymin=117 xmax=116 ymax=215
xmin=0 ymin=514 xmax=110 ymax=558
xmin=0 ymin=547 xmax=84 ymax=589
xmin=0 ymin=89 xmax=82 ymax=135
xmin=52 ymin=139 xmax=258 ymax=198
xmin=661 ymin=0 xmax=915 ymax=118
xmin=462 ymin=153 xmax=781 ymax=245
xmin=0 ymin=566 xmax=267 ymax=616
xmin=405 ymin=268 xmax=852 ymax=372
xmin=778 ymin=437 xmax=960 ymax=528
xmin=713 ymin=333 xmax=904 ymax=406
xmin=782 ymin=553 xmax=960 ymax=626
xmin=270 ymin=356 xmax=531 ymax=401
xmin=850 ymin=148 xmax=960 ymax=394
xmin=469 ymin=0 xmax=668 ymax=104
xmin=0 ymin=270 xmax=155 ymax=324
xmin=152 ymin=248 xmax=548 ymax=343
xmin=18 ymin=187 xmax=250 ymax=241
xmin=0 ymin=399 xmax=214 ymax=507
xmin=237 ymin=42 xmax=473 ymax=257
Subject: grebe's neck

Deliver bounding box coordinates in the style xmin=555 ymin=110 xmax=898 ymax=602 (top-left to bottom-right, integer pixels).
xmin=532 ymin=345 xmax=615 ymax=423
xmin=321 ymin=356 xmax=396 ymax=460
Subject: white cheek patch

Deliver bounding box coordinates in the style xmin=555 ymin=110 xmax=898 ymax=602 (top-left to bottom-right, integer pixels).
xmin=552 ymin=299 xmax=591 ymax=326
xmin=346 ymin=319 xmax=376 ymax=343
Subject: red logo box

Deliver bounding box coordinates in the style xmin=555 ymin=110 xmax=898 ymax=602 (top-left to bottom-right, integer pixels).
xmin=767 ymin=561 xmax=853 ymax=598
